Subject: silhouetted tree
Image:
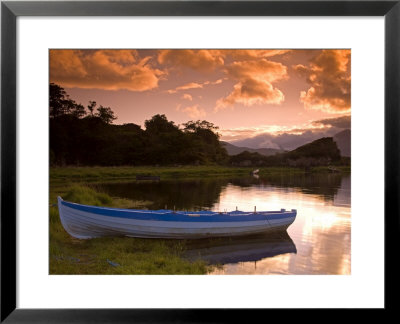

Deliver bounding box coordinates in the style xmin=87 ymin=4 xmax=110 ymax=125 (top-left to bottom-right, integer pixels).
xmin=145 ymin=114 xmax=179 ymax=135
xmin=143 ymin=114 xmax=184 ymax=164
xmin=50 ymin=83 xmax=87 ymax=118
xmin=96 ymin=105 xmax=117 ymax=124
xmin=87 ymin=101 xmax=97 ymax=116
xmin=183 ymin=120 xmax=228 ymax=164
xmin=183 ymin=120 xmax=219 ymax=133
xmin=50 ymin=83 xmax=69 ymax=118
xmin=70 ymin=103 xmax=86 ymax=118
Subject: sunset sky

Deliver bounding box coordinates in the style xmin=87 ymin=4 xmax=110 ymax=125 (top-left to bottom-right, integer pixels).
xmin=50 ymin=49 xmax=351 ymax=150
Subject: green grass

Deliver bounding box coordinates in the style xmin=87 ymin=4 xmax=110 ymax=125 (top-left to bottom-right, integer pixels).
xmin=309 ymin=165 xmax=351 ymax=173
xmin=50 ymin=165 xmax=349 ymax=185
xmin=50 ymin=165 xmax=249 ymax=183
xmin=49 ymin=185 xmax=211 ymax=274
xmin=63 ymin=184 xmax=113 ymax=206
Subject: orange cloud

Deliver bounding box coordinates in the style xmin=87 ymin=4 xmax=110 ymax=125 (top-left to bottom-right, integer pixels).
xmin=206 ymin=78 xmax=225 ymax=85
xmin=294 ymin=49 xmax=351 ymax=113
xmin=181 ymin=94 xmax=193 ymax=101
xmin=226 ymin=59 xmax=288 ymax=83
xmin=158 ymin=50 xmax=289 ymax=73
xmin=167 ymin=79 xmax=224 ymax=94
xmin=216 ymin=79 xmax=284 ymax=109
xmin=176 ymin=82 xmax=203 ymax=91
xmin=158 ymin=50 xmax=224 ymax=72
xmin=216 ymin=59 xmax=288 ymax=110
xmin=50 ymin=49 xmax=164 ymax=91
xmin=218 ymin=49 xmax=291 ymax=60
xmin=176 ymin=104 xmax=206 ymax=119
xmin=167 ymin=82 xmax=203 ymax=94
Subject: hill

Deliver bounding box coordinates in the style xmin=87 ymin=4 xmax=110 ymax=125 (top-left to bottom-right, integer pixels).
xmin=220 ymin=141 xmax=283 ymax=156
xmin=283 ymin=137 xmax=341 ymax=161
xmin=333 ymin=129 xmax=351 ymax=157
xmin=230 ymin=137 xmax=342 ymax=167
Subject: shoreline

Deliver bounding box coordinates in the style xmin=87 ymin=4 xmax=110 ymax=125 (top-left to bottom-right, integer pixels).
xmin=50 ymin=165 xmax=351 ymax=183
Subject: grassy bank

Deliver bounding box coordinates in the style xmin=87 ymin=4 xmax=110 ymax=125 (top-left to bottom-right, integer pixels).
xmin=50 ymin=165 xmax=350 ymax=184
xmin=49 ymin=185 xmax=211 ymax=274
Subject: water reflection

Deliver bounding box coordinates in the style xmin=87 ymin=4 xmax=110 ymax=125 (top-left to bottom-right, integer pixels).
xmin=97 ymin=179 xmax=225 ymax=210
xmin=100 ymin=173 xmax=351 ymax=275
xmin=184 ymin=231 xmax=296 ymax=265
xmin=99 ymin=173 xmax=347 ymax=210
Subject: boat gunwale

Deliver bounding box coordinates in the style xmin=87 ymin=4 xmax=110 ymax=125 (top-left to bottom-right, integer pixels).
xmin=58 ymin=197 xmax=297 ymax=223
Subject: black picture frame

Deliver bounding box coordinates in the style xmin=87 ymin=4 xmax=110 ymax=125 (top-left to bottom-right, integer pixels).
xmin=1 ymin=0 xmax=399 ymax=322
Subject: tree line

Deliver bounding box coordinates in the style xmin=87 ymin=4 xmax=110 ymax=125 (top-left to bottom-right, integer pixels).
xmin=50 ymin=83 xmax=346 ymax=167
xmin=50 ymin=83 xmax=228 ymax=166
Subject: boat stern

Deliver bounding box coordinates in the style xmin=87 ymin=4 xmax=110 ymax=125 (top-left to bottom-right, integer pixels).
xmin=288 ymin=209 xmax=297 ymax=227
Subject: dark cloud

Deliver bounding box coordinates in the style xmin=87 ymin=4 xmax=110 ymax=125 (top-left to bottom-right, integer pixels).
xmin=314 ymin=115 xmax=351 ymax=129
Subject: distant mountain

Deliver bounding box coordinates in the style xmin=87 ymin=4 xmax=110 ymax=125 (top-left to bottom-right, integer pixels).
xmin=220 ymin=141 xmax=283 ymax=156
xmin=333 ymin=129 xmax=351 ymax=157
xmin=229 ymin=137 xmax=342 ymax=167
xmin=223 ymin=128 xmax=350 ymax=161
xmin=283 ymin=137 xmax=341 ymax=161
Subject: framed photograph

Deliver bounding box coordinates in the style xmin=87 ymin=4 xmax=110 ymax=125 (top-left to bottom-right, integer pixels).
xmin=1 ymin=0 xmax=398 ymax=321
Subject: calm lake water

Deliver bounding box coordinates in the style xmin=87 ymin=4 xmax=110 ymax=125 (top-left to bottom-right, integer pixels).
xmin=99 ymin=173 xmax=351 ymax=275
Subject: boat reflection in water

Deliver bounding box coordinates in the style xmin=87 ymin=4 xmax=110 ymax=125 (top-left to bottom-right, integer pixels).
xmin=184 ymin=230 xmax=296 ymax=265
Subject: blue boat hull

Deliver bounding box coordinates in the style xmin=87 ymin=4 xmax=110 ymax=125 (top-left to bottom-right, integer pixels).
xmin=58 ymin=197 xmax=297 ymax=239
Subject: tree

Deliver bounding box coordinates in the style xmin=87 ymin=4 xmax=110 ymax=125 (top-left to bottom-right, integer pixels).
xmin=143 ymin=114 xmax=184 ymax=164
xmin=70 ymin=103 xmax=86 ymax=118
xmin=182 ymin=120 xmax=228 ymax=164
xmin=145 ymin=114 xmax=179 ymax=135
xmin=87 ymin=101 xmax=97 ymax=116
xmin=96 ymin=105 xmax=117 ymax=124
xmin=50 ymin=83 xmax=87 ymax=118
xmin=50 ymin=83 xmax=68 ymax=118
xmin=183 ymin=120 xmax=219 ymax=133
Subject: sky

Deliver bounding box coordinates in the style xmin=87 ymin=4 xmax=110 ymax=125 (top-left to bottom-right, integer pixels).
xmin=50 ymin=49 xmax=351 ymax=150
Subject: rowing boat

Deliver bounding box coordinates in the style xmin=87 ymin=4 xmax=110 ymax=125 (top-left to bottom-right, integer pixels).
xmin=57 ymin=196 xmax=297 ymax=239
